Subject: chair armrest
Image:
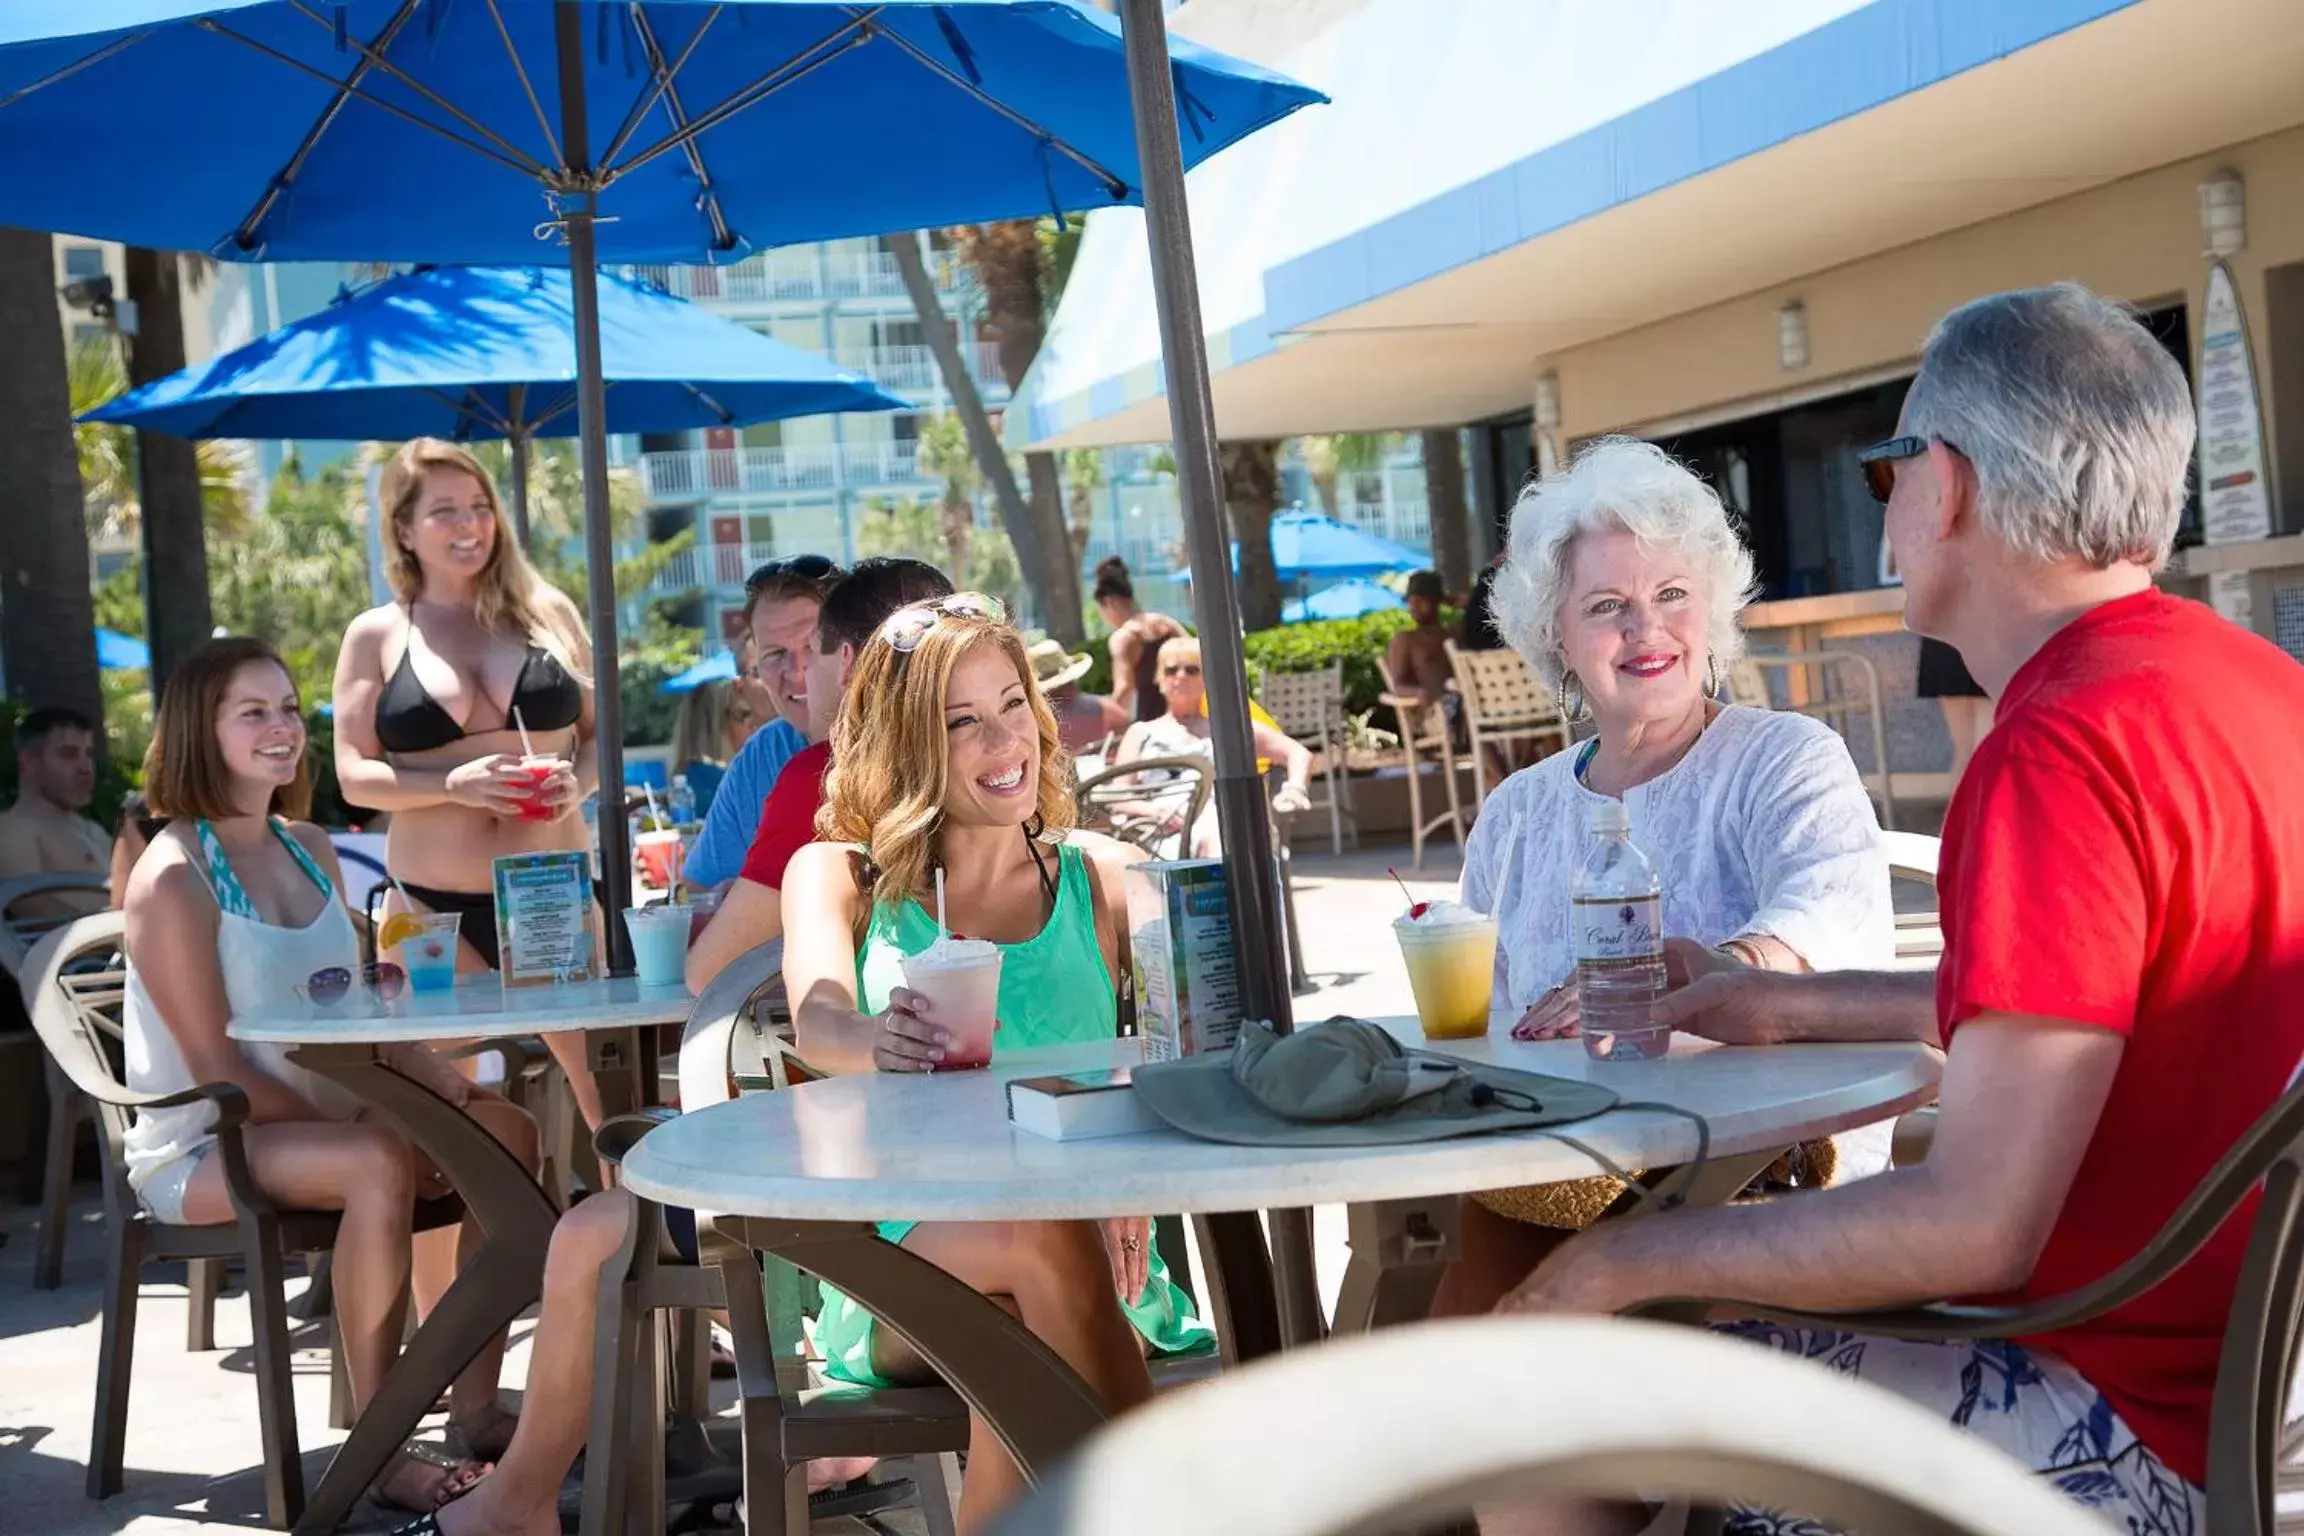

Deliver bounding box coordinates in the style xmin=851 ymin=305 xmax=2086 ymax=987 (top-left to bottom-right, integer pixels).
xmin=77 ymin=1070 xmax=253 ymax=1121
xmin=593 ymin=1106 xmax=678 ymax=1169
xmin=437 ymin=1034 xmax=551 ymax=1075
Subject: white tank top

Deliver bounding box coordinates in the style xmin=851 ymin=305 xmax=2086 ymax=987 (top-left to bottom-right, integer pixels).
xmin=122 ymin=820 xmax=365 ymax=1190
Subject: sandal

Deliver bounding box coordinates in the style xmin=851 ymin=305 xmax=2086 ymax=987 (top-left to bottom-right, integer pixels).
xmin=449 ymin=1403 xmax=519 ymax=1462
xmin=370 ymin=1446 xmax=489 ymax=1517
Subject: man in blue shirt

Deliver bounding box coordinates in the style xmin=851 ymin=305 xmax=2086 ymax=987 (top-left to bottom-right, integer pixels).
xmin=679 ymin=555 xmax=843 ymax=889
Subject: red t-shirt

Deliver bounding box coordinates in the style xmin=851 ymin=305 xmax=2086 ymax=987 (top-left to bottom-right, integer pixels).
xmin=1937 ymin=589 xmax=2304 ymax=1484
xmin=738 ymin=741 xmax=833 ymax=891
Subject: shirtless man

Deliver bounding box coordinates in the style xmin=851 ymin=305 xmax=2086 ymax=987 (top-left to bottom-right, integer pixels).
xmin=1383 ymin=569 xmax=1456 ymax=708
xmin=1093 ymin=556 xmax=1188 ymax=722
xmin=0 ymin=707 xmax=112 ymax=917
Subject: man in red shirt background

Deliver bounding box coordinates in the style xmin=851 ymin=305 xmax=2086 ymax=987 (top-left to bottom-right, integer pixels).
xmin=686 ymin=556 xmax=952 ymax=991
xmin=1484 ymin=283 xmax=2304 ymax=1535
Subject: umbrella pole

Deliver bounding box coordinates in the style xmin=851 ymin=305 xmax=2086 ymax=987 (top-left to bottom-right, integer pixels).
xmin=1121 ymin=0 xmax=1323 ymax=1355
xmin=505 ymin=393 xmax=533 ymax=550
xmin=556 ymin=3 xmax=632 ymax=975
xmin=1119 ymin=0 xmax=1291 ymax=1032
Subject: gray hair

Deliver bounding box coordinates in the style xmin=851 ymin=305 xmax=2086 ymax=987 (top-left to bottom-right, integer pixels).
xmin=1901 ymin=283 xmax=2195 ymax=568
xmin=1491 ymin=437 xmax=1757 ymax=693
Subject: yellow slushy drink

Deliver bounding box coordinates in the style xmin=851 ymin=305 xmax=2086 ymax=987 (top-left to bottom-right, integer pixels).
xmin=1393 ymin=900 xmax=1498 ymax=1041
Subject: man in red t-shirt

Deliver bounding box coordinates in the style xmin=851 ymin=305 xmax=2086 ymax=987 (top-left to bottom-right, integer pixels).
xmin=686 ymin=556 xmax=952 ymax=991
xmin=1483 ymin=284 xmax=2304 ymax=1536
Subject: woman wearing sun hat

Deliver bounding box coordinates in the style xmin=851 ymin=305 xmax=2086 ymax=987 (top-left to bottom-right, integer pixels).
xmin=1028 ymin=636 xmax=1129 ymax=754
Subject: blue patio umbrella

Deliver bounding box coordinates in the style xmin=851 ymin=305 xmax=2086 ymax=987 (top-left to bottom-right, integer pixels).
xmin=80 ymin=263 xmax=906 ymax=544
xmin=659 ymin=650 xmax=738 ymax=694
xmin=1281 ymin=578 xmax=1405 ymax=624
xmin=0 ymin=2 xmax=1320 ymax=1032
xmin=94 ymin=628 xmax=151 ymax=670
xmin=1181 ymin=512 xmax=1428 ymax=584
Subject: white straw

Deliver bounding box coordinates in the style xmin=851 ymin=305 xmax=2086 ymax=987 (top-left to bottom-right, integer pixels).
xmin=643 ymin=783 xmax=663 ymax=830
xmin=935 ymin=867 xmax=947 ymax=941
xmin=511 ymin=704 xmax=537 ymax=760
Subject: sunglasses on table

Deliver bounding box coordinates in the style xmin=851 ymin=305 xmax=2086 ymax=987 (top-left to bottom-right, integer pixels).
xmin=1855 ymin=435 xmax=1963 ymax=504
xmin=295 ymin=962 xmax=407 ymax=1007
xmin=881 ymin=592 xmax=1008 ymax=653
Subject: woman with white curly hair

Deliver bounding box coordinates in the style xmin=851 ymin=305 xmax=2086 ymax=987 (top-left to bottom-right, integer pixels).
xmin=1431 ymin=437 xmax=1894 ymax=1318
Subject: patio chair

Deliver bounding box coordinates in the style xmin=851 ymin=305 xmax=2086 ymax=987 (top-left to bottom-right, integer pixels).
xmin=988 ymin=1315 xmax=2108 ymax=1536
xmin=1444 ymin=642 xmax=1571 ymax=811
xmin=1885 ymin=831 xmax=1943 ymax=973
xmin=1073 ymin=754 xmax=1211 ymax=862
xmin=4 ymin=872 xmax=109 ymax=1212
xmin=578 ymin=941 xmax=964 ymax=1536
xmin=1638 ymin=1066 xmax=2304 ymax=1536
xmin=1733 ymin=650 xmax=1899 ymax=830
xmin=21 ymin=912 xmax=461 ymax=1528
xmin=1376 ymin=656 xmax=1470 ymax=871
xmin=1256 ymin=663 xmax=1357 ymax=855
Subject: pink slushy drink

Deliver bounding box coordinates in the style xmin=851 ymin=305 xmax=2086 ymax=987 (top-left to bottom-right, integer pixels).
xmin=900 ymin=936 xmax=1002 ymax=1072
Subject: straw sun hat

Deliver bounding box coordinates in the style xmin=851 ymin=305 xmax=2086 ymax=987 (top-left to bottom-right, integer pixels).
xmin=1027 ymin=637 xmax=1094 ymax=692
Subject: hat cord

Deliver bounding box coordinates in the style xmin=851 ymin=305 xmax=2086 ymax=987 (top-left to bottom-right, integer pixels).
xmin=1528 ymin=1100 xmax=1715 ymax=1218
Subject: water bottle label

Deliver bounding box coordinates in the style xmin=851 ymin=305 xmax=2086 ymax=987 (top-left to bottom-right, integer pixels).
xmin=1572 ymin=894 xmax=1661 ymax=964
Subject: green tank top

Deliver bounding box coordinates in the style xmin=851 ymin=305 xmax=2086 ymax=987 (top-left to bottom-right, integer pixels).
xmin=856 ymin=840 xmax=1116 ymax=1051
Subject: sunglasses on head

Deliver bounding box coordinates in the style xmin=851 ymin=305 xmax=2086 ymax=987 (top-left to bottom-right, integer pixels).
xmin=881 ymin=592 xmax=1008 ymax=654
xmin=1856 ymin=435 xmax=1963 ymax=505
xmin=742 ymin=553 xmax=840 ymax=599
xmin=295 ymin=962 xmax=406 ymax=1008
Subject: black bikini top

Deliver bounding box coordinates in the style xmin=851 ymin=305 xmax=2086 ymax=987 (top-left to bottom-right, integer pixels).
xmin=375 ymin=628 xmax=583 ymax=755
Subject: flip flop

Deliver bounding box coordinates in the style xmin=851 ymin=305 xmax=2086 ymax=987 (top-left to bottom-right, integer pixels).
xmin=370 ymin=1447 xmax=490 ymax=1517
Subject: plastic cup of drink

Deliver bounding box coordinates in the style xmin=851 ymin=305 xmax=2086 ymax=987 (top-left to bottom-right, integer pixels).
xmin=396 ymin=913 xmax=465 ymax=994
xmin=623 ymin=905 xmax=691 ymax=988
xmin=1394 ymin=906 xmax=1498 ymax=1041
xmin=634 ymin=829 xmax=683 ymax=890
xmin=900 ymin=939 xmax=1002 ymax=1071
xmin=511 ymin=756 xmax=562 ymax=822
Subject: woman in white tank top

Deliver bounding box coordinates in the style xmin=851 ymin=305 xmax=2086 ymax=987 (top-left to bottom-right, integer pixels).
xmin=121 ymin=639 xmax=534 ymax=1511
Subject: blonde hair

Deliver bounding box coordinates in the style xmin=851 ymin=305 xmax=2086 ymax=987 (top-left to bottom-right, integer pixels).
xmin=670 ymin=681 xmax=728 ymax=776
xmin=818 ymin=601 xmax=1075 ymax=936
xmin=144 ymin=636 xmax=313 ymax=821
xmin=380 ymin=438 xmax=586 ymax=675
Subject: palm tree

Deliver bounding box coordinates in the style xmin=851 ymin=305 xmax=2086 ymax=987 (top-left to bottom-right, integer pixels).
xmin=70 ymin=335 xmax=250 ymax=545
xmin=1297 ymin=433 xmax=1388 ymax=523
xmin=1221 ymin=440 xmax=1284 ymax=632
xmin=915 ymin=412 xmax=980 ymax=579
xmin=123 ymin=246 xmax=216 ymax=690
xmin=1421 ymin=427 xmax=1474 ymax=594
xmin=1060 ymin=447 xmax=1103 ymax=572
xmin=0 ymin=227 xmax=101 ymax=725
xmin=460 ymin=439 xmax=686 ymax=616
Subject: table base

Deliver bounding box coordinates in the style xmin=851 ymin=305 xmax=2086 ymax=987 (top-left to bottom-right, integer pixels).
xmin=286 ymin=1043 xmax=561 ymax=1536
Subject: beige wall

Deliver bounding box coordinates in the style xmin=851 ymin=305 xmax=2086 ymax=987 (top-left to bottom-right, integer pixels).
xmin=1540 ymin=123 xmax=2304 ymax=526
xmin=49 ymin=236 xmax=217 ymax=368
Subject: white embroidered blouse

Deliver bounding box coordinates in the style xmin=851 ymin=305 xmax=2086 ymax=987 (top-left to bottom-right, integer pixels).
xmin=1460 ymin=705 xmax=1893 ymax=1014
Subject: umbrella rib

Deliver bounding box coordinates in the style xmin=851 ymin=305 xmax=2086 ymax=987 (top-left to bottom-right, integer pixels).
xmin=481 ymin=0 xmax=564 ymax=171
xmin=595 ymin=3 xmax=721 ymax=173
xmin=618 ymin=7 xmax=734 ymax=252
xmin=197 ymin=19 xmax=546 ymax=186
xmin=280 ymin=1 xmax=557 ymax=180
xmin=229 ymin=0 xmax=424 ymax=253
xmin=605 ymin=13 xmax=878 ymax=184
xmin=0 ymin=29 xmax=153 ymax=113
xmin=850 ymin=12 xmax=1130 ymax=199
xmin=679 ymin=382 xmax=736 ymax=426
xmin=417 ymin=385 xmax=514 ymax=437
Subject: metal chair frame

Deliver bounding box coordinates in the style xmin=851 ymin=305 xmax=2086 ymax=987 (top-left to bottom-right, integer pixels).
xmin=1443 ymin=642 xmax=1571 ymax=811
xmin=1256 ymin=662 xmax=1358 ymax=856
xmin=1375 ymin=655 xmax=1470 ymax=871
xmin=1730 ymin=649 xmax=1899 ymax=830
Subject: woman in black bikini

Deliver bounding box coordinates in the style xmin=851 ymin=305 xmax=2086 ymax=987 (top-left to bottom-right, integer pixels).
xmin=331 ymin=438 xmax=589 ymax=1458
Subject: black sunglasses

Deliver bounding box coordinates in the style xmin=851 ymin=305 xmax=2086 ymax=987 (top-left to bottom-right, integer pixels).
xmin=1856 ymin=435 xmax=1962 ymax=505
xmin=743 ymin=553 xmax=841 ymax=600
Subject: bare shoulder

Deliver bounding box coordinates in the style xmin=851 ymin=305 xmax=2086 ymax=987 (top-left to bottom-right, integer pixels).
xmin=124 ymin=827 xmax=205 ymax=918
xmin=284 ymin=820 xmax=345 ymax=875
xmin=344 ymin=603 xmax=399 ymax=646
xmin=783 ymin=841 xmax=865 ymax=904
xmin=1071 ymin=829 xmax=1147 ymax=879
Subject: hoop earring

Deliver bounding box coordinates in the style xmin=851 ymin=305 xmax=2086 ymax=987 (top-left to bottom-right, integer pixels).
xmin=1556 ymin=671 xmax=1592 ymax=725
xmin=1705 ymin=653 xmax=1723 ymax=699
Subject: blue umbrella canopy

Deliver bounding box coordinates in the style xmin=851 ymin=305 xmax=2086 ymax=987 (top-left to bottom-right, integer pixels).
xmin=95 ymin=628 xmax=152 ymax=670
xmin=0 ymin=3 xmax=1321 ymax=262
xmin=659 ymin=650 xmax=738 ymax=695
xmin=1281 ymin=577 xmax=1405 ymax=624
xmin=1182 ymin=512 xmax=1429 ymax=584
xmin=80 ymin=265 xmax=906 ymax=442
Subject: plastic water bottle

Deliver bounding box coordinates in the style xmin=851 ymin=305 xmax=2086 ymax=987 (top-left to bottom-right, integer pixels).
xmin=668 ymin=773 xmax=696 ymax=828
xmin=1571 ymin=800 xmax=1669 ymax=1060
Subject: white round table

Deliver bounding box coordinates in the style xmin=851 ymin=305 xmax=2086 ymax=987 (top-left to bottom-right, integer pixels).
xmin=230 ymin=974 xmax=695 ymax=1536
xmin=620 ymin=1021 xmax=1940 ymax=1482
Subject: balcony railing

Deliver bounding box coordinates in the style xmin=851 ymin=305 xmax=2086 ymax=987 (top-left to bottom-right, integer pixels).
xmin=623 ymin=247 xmax=964 ymax=304
xmin=638 ymin=440 xmax=935 ymax=501
xmin=834 ymin=341 xmax=1009 ymax=396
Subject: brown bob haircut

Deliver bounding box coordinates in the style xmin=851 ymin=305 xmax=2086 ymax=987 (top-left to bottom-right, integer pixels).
xmin=143 ymin=636 xmax=313 ymax=821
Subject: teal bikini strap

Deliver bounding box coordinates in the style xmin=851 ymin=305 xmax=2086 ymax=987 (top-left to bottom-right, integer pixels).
xmin=193 ymin=818 xmax=334 ymax=920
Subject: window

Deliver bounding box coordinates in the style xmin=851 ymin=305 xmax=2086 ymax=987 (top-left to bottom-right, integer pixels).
xmin=62 ymin=245 xmax=104 ymax=281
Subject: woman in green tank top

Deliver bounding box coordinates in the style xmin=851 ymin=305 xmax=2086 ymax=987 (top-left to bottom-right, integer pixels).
xmin=780 ymin=594 xmax=1210 ymax=1534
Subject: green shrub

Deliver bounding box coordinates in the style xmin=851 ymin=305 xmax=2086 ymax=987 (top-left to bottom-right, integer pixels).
xmin=1242 ymin=608 xmax=1459 ymax=719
